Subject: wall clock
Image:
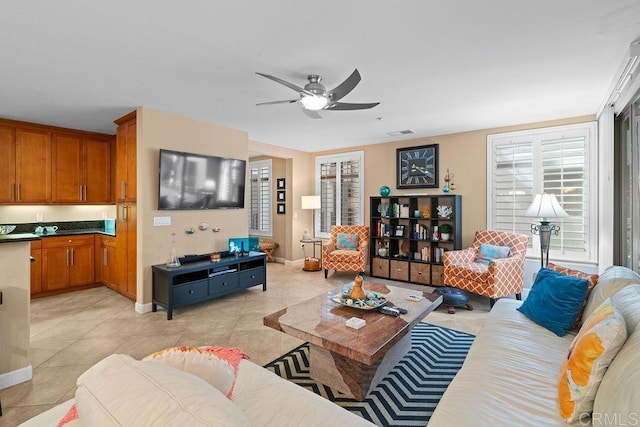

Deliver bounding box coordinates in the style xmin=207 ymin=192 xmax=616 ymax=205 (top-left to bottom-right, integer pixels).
xmin=396 ymin=144 xmax=439 ymax=189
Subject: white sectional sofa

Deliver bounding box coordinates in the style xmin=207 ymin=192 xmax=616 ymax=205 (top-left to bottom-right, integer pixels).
xmin=430 ymin=266 xmax=640 ymax=426
xmin=20 ymin=352 xmax=374 ymax=426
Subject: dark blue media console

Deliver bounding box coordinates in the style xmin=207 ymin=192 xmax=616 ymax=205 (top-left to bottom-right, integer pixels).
xmin=151 ymin=251 xmax=267 ymax=320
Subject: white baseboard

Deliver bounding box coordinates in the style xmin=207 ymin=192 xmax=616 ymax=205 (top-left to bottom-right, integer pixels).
xmin=284 ymin=258 xmax=305 ymax=267
xmin=0 ymin=364 xmax=32 ymax=389
xmin=135 ymin=301 xmax=153 ymax=314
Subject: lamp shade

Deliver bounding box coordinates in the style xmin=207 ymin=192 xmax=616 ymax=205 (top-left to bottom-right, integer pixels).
xmin=301 ymin=195 xmax=321 ymax=210
xmin=523 ymin=193 xmax=569 ymax=220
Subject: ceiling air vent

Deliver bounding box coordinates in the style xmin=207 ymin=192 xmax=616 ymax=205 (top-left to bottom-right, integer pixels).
xmin=386 ymin=129 xmax=416 ymax=137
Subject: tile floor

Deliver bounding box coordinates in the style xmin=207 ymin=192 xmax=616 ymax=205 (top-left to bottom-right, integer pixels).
xmin=1 ymin=263 xmax=491 ymax=425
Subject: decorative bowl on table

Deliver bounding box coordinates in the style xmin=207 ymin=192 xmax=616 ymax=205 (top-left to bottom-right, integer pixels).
xmin=0 ymin=225 xmax=16 ymax=235
xmin=332 ymin=289 xmax=388 ymax=310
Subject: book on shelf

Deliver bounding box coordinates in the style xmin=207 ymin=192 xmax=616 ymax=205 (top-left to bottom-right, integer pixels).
xmin=412 ymin=223 xmax=428 ymax=240
xmin=375 ymin=220 xmax=391 ymax=237
xmin=420 ymin=246 xmax=431 ymax=261
xmin=434 ymin=247 xmax=446 ymax=263
xmin=388 ymin=203 xmax=410 ymax=218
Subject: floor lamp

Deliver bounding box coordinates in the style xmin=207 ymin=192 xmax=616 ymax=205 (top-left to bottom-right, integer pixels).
xmin=301 ymin=195 xmax=321 ymax=271
xmin=301 ymin=195 xmax=321 ymax=240
xmin=523 ymin=193 xmax=569 ymax=268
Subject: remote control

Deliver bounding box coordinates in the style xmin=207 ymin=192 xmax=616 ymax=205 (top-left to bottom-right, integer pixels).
xmin=378 ymin=306 xmax=400 ymax=317
xmin=395 ymin=306 xmax=408 ymax=315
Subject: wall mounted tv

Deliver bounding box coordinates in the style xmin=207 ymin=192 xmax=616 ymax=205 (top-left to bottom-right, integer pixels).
xmin=158 ymin=149 xmax=246 ymax=210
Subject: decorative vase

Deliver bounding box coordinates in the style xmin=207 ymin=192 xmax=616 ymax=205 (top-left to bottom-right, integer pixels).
xmin=441 ymin=233 xmax=450 ymax=242
xmin=166 ymin=233 xmax=181 ymax=268
xmin=349 ymin=274 xmax=367 ymax=300
xmin=379 ymin=186 xmax=391 ymax=197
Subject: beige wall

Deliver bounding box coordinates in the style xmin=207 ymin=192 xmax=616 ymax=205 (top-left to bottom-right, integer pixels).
xmin=249 ymin=155 xmax=286 ymax=260
xmin=137 ymin=107 xmax=250 ymax=305
xmin=248 ymin=140 xmax=314 ymax=262
xmin=0 ymin=241 xmax=31 ymax=388
xmin=315 ymin=114 xmax=595 ymax=249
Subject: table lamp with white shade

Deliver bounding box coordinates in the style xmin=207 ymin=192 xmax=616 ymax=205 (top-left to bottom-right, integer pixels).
xmin=523 ymin=193 xmax=569 ymax=268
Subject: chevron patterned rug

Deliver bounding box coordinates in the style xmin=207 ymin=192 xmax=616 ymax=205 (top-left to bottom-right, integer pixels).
xmin=264 ymin=323 xmax=474 ymax=426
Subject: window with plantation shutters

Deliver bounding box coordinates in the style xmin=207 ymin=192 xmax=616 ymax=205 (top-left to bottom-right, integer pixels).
xmin=487 ymin=122 xmax=598 ymax=264
xmin=248 ymin=159 xmax=271 ymax=236
xmin=315 ymin=151 xmax=364 ymax=239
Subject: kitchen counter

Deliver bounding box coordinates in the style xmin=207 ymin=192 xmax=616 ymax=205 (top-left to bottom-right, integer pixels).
xmin=3 ymin=220 xmax=116 ymax=238
xmin=0 ymin=233 xmax=41 ymax=244
xmin=34 ymin=228 xmax=115 ymax=237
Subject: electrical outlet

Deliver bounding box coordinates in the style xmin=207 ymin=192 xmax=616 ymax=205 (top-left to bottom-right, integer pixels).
xmin=36 ymin=213 xmax=43 ymax=222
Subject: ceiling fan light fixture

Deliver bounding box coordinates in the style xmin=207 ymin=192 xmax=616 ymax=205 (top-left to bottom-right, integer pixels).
xmin=300 ymin=95 xmax=328 ymax=110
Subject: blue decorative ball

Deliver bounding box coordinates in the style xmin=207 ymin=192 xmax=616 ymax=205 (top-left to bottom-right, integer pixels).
xmin=379 ymin=186 xmax=391 ymax=197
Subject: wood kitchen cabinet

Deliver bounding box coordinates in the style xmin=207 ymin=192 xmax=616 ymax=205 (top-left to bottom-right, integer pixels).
xmin=30 ymin=240 xmax=42 ymax=294
xmin=52 ymin=133 xmax=112 ymax=203
xmin=0 ymin=125 xmax=16 ymax=203
xmin=0 ymin=123 xmax=51 ymax=203
xmin=114 ymin=111 xmax=137 ymax=301
xmin=96 ymin=234 xmax=117 ymax=290
xmin=115 ymin=112 xmax=137 ymax=202
xmin=42 ymin=235 xmax=95 ymax=291
xmin=1 ymin=118 xmax=113 ymax=205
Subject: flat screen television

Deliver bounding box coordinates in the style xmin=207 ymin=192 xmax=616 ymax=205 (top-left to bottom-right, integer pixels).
xmin=158 ymin=149 xmax=246 ymax=210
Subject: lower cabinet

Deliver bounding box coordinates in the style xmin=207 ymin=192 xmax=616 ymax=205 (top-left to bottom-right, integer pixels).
xmin=96 ymin=235 xmax=117 ymax=290
xmin=42 ymin=235 xmax=95 ymax=292
xmin=152 ymin=253 xmax=267 ymax=320
xmin=30 ymin=241 xmax=42 ymax=294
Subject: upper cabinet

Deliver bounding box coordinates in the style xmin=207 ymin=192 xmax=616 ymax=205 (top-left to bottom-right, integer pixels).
xmin=0 ymin=119 xmax=114 ymax=205
xmin=16 ymin=128 xmax=52 ymax=203
xmin=52 ymin=133 xmax=112 ymax=203
xmin=0 ymin=124 xmax=51 ymax=203
xmin=0 ymin=125 xmax=17 ymax=203
xmin=115 ymin=112 xmax=136 ymax=202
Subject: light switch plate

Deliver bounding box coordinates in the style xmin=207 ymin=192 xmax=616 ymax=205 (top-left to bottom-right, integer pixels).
xmin=153 ymin=216 xmax=172 ymax=226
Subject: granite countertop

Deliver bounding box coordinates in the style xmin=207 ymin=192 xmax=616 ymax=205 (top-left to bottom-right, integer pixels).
xmin=0 ymin=220 xmax=116 ymax=242
xmin=34 ymin=229 xmax=116 ymax=237
xmin=0 ymin=233 xmax=41 ymax=244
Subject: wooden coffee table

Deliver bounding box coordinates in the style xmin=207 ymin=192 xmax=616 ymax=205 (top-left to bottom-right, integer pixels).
xmin=264 ymin=281 xmax=442 ymax=400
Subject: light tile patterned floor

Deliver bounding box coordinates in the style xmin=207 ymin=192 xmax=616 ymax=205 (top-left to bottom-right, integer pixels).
xmin=0 ymin=263 xmax=491 ymax=425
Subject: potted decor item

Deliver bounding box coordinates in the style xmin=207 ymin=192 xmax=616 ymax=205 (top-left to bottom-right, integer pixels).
xmin=439 ymin=224 xmax=453 ymax=242
xmin=349 ymin=274 xmax=367 ymax=300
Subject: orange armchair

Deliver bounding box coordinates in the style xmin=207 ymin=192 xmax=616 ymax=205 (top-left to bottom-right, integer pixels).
xmin=443 ymin=230 xmax=529 ymax=307
xmin=322 ymin=225 xmax=369 ymax=278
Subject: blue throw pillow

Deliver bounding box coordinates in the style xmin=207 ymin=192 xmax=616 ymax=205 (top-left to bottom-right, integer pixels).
xmin=336 ymin=233 xmax=359 ymax=250
xmin=517 ymin=268 xmax=589 ymax=336
xmin=476 ymin=243 xmax=510 ymax=265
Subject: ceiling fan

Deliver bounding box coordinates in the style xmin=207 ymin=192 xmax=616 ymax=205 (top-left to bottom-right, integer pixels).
xmin=255 ymin=69 xmax=380 ymax=119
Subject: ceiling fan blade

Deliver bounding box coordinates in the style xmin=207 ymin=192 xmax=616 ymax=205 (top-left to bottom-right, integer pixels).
xmin=302 ymin=109 xmax=323 ymax=119
xmin=326 ymin=101 xmax=380 ymax=110
xmin=256 ymin=72 xmax=314 ymax=96
xmin=328 ymin=69 xmax=361 ymax=101
xmin=256 ymin=99 xmax=298 ymax=106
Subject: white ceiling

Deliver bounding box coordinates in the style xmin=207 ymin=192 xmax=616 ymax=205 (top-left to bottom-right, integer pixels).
xmin=1 ymin=1 xmax=639 ymax=152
